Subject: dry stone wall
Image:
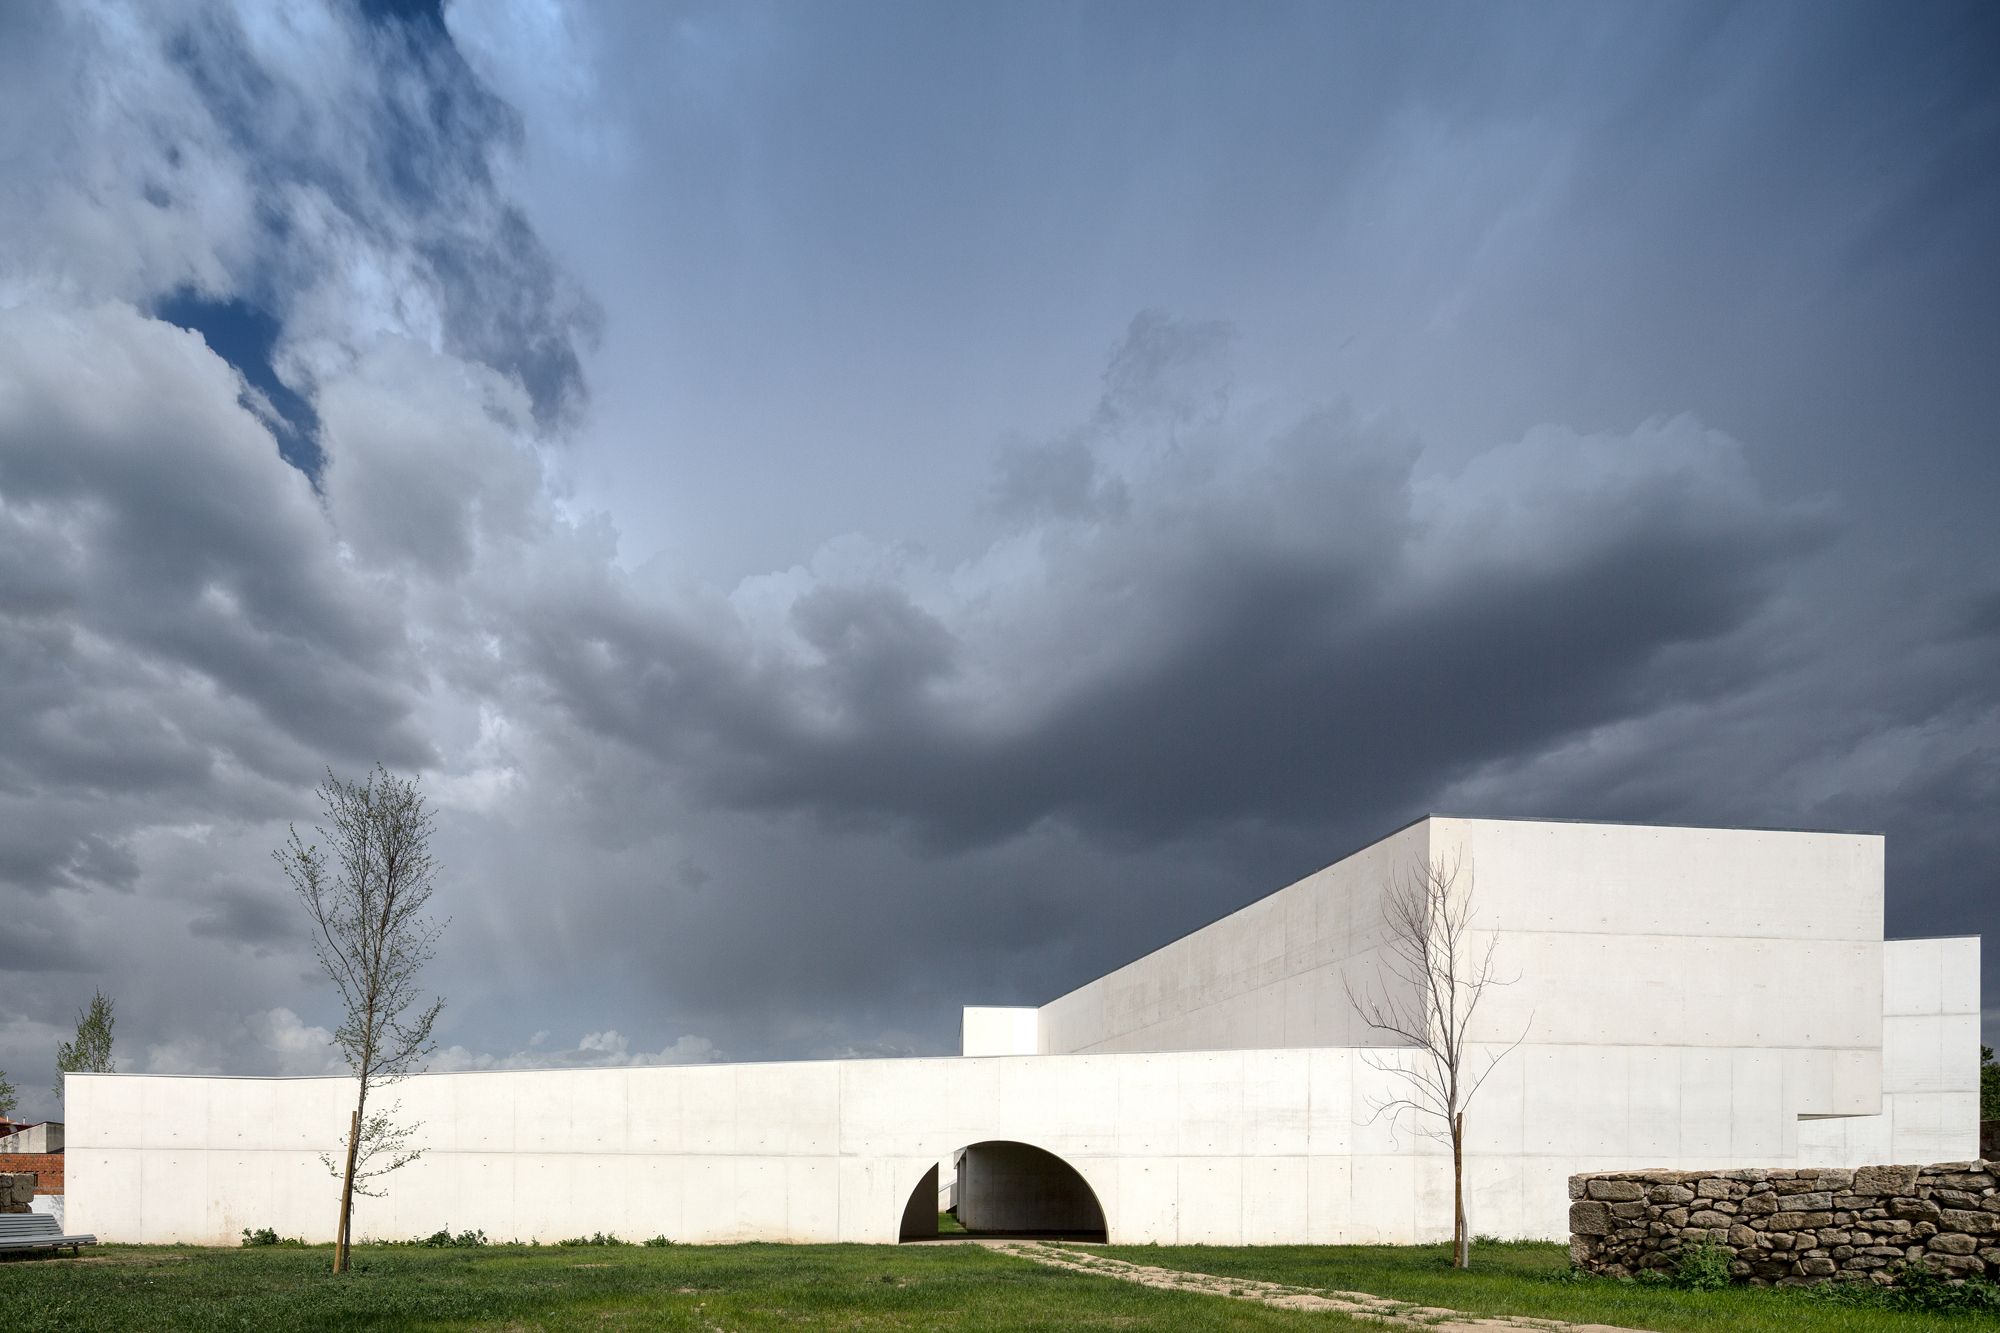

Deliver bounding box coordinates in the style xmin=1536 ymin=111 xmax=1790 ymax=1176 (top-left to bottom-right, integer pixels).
xmin=1569 ymin=1162 xmax=2000 ymax=1286
xmin=1 ymin=1172 xmax=33 ymax=1213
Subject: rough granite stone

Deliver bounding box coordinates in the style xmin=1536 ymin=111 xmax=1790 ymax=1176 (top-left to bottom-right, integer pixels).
xmin=1852 ymin=1165 xmax=1919 ymax=1195
xmin=1570 ymin=1200 xmax=1613 ymax=1236
xmin=0 ymin=1172 xmax=35 ymax=1212
xmin=1570 ymin=1162 xmax=1999 ymax=1291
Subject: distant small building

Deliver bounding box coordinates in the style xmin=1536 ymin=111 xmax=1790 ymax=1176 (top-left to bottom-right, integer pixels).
xmin=0 ymin=1121 xmax=65 ymax=1155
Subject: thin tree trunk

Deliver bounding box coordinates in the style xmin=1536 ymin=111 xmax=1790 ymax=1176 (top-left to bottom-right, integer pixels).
xmin=335 ymin=1103 xmax=361 ymax=1274
xmin=1452 ymin=1110 xmax=1468 ymax=1269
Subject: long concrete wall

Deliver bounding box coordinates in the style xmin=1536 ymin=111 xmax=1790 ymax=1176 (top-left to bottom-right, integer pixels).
xmin=70 ymin=1028 xmax=1960 ymax=1247
xmin=65 ymin=819 xmax=1979 ymax=1248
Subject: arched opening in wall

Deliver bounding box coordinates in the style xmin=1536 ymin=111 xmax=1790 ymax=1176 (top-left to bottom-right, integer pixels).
xmin=899 ymin=1141 xmax=1107 ymax=1241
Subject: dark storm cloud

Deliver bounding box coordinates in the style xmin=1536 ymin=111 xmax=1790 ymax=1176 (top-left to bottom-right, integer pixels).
xmin=187 ymin=885 xmax=296 ymax=953
xmin=0 ymin=816 xmax=137 ymax=898
xmin=1094 ymin=311 xmax=1234 ymax=433
xmin=0 ymin=907 xmax=90 ymax=974
xmin=517 ymin=323 xmax=1826 ymax=859
xmin=0 ymin=303 xmax=431 ymax=897
xmin=988 ymin=439 xmax=1126 ymax=523
xmin=417 ymin=207 xmax=601 ymax=430
xmin=2 ymin=0 xmax=1997 ymax=1117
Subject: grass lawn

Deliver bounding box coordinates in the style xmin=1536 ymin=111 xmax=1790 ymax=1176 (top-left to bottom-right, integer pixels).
xmin=4 ymin=1238 xmax=1990 ymax=1331
xmin=0 ymin=1241 xmax=1351 ymax=1332
xmin=1092 ymin=1238 xmax=1994 ymax=1332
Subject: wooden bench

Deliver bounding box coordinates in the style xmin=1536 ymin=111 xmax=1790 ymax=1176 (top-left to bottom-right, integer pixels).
xmin=0 ymin=1211 xmax=96 ymax=1257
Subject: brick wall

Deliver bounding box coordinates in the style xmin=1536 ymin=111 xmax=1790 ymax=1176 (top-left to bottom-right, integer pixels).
xmin=0 ymin=1153 xmax=63 ymax=1195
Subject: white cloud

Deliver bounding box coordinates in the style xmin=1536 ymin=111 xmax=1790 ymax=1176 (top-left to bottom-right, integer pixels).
xmin=430 ymin=1030 xmax=719 ymax=1072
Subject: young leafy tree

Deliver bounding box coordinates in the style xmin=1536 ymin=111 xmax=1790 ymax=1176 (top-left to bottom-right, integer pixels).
xmin=1345 ymin=856 xmax=1529 ymax=1270
xmin=277 ymin=766 xmax=447 ymax=1275
xmin=53 ymin=990 xmax=116 ymax=1100
xmin=0 ymin=1067 xmax=17 ymax=1117
xmin=1982 ymin=1045 xmax=1999 ymax=1123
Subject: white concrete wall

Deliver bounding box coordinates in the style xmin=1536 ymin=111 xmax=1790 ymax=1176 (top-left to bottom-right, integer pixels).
xmin=961 ymin=1007 xmax=1038 ymax=1056
xmin=1436 ymin=818 xmax=1886 ymax=1122
xmin=63 ymin=819 xmax=1979 ymax=1248
xmin=1037 ymin=819 xmax=1431 ymax=1054
xmin=1797 ymin=936 xmax=1981 ymax=1165
xmin=1034 ymin=818 xmax=1887 ymax=1110
xmin=1435 ymin=820 xmax=1884 ymax=1056
xmin=65 ymin=1034 xmax=1873 ymax=1248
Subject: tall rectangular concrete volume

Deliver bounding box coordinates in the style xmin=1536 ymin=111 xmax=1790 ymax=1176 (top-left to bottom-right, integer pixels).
xmin=66 ymin=817 xmax=1979 ymax=1247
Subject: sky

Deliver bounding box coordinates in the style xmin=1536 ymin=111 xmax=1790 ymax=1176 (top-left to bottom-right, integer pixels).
xmin=0 ymin=0 xmax=1996 ymax=1120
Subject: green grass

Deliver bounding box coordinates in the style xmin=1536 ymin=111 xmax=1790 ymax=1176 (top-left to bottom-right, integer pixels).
xmin=1092 ymin=1238 xmax=1992 ymax=1332
xmin=937 ymin=1209 xmax=968 ymax=1234
xmin=0 ymin=1241 xmax=1356 ymax=1332
xmin=7 ymin=1238 xmax=1990 ymax=1331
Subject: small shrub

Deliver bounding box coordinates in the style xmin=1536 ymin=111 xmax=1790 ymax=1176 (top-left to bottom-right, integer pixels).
xmin=643 ymin=1235 xmax=673 ymax=1247
xmin=238 ymin=1227 xmax=303 ymax=1248
xmin=1669 ymin=1240 xmax=1733 ymax=1292
xmin=557 ymin=1231 xmax=631 ymax=1247
xmin=1802 ymin=1260 xmax=2000 ymax=1315
xmin=1896 ymin=1262 xmax=2000 ymax=1314
xmin=416 ymin=1227 xmax=487 ymax=1248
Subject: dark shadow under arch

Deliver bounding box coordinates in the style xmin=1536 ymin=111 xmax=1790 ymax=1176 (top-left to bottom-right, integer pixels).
xmin=900 ymin=1140 xmax=1107 ymax=1241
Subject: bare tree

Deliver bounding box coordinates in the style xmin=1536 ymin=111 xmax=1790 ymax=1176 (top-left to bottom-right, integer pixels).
xmin=277 ymin=766 xmax=447 ymax=1275
xmin=1345 ymin=856 xmax=1528 ymax=1269
xmin=54 ymin=989 xmax=116 ymax=1100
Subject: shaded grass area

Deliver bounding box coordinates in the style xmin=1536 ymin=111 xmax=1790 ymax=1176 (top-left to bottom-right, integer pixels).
xmin=1092 ymin=1239 xmax=1992 ymax=1333
xmin=1 ymin=1242 xmax=1360 ymax=1332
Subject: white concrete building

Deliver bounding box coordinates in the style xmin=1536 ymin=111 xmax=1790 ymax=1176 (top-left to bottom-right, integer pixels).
xmin=0 ymin=1119 xmax=63 ymax=1154
xmin=66 ymin=817 xmax=1980 ymax=1246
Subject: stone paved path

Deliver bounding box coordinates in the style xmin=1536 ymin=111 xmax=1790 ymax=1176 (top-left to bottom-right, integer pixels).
xmin=988 ymin=1240 xmax=1659 ymax=1333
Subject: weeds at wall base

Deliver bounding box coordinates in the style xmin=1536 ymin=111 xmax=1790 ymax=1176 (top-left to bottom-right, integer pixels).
xmin=1555 ymin=1254 xmax=2000 ymax=1316
xmin=238 ymin=1228 xmax=305 ymax=1248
